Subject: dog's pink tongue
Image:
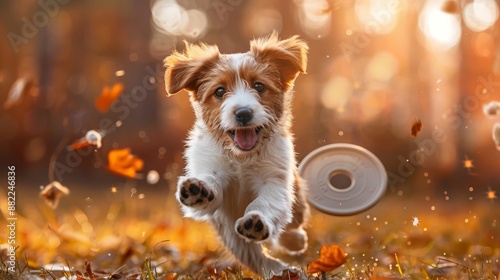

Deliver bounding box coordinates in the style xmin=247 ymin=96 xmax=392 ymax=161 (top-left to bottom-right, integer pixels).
xmin=234 ymin=128 xmax=257 ymax=150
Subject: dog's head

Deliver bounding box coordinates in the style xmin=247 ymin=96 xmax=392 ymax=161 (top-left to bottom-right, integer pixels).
xmin=164 ymin=32 xmax=308 ymax=156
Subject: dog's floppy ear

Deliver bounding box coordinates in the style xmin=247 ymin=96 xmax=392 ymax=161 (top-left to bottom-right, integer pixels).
xmin=250 ymin=31 xmax=308 ymax=91
xmin=164 ymin=42 xmax=220 ymax=96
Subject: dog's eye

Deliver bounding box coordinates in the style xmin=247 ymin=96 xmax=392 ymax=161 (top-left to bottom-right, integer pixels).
xmin=253 ymin=82 xmax=265 ymax=93
xmin=214 ymin=87 xmax=226 ymax=98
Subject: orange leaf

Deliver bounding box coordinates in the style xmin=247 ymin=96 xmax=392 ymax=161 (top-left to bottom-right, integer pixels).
xmin=441 ymin=0 xmax=458 ymax=13
xmin=68 ymin=130 xmax=105 ymax=151
xmin=40 ymin=181 xmax=70 ymax=209
xmin=410 ymin=118 xmax=423 ymax=138
xmin=307 ymin=244 xmax=346 ymax=274
xmin=107 ymin=148 xmax=144 ymax=178
xmin=163 ymin=273 xmax=177 ymax=280
xmin=95 ymin=83 xmax=124 ymax=113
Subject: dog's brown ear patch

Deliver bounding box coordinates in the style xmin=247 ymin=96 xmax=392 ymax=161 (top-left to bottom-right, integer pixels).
xmin=164 ymin=42 xmax=220 ymax=96
xmin=250 ymin=32 xmax=308 ymax=91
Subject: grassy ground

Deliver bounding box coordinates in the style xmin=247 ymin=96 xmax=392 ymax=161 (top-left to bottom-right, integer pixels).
xmin=1 ymin=185 xmax=499 ymax=279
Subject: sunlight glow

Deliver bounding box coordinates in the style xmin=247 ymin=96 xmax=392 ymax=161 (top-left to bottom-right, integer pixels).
xmin=486 ymin=187 xmax=497 ymax=201
xmin=297 ymin=0 xmax=331 ymax=38
xmin=320 ymin=76 xmax=353 ymax=111
xmin=151 ymin=0 xmax=207 ymax=38
xmin=355 ymin=0 xmax=400 ymax=34
xmin=365 ymin=51 xmax=399 ymax=82
xmin=463 ymin=0 xmax=499 ymax=32
xmin=418 ymin=0 xmax=461 ymax=51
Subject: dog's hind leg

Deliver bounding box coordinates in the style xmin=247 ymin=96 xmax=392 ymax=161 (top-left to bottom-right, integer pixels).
xmin=277 ymin=173 xmax=310 ymax=254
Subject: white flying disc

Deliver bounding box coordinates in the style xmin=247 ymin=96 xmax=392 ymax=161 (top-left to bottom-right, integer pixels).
xmin=299 ymin=143 xmax=387 ymax=215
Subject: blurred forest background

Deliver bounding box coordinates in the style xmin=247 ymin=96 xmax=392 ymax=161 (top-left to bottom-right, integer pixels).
xmin=1 ymin=0 xmax=499 ymax=200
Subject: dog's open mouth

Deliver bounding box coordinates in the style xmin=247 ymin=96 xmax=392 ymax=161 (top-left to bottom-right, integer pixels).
xmin=227 ymin=126 xmax=263 ymax=151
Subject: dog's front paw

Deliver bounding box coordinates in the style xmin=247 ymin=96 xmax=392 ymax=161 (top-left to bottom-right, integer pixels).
xmin=178 ymin=178 xmax=214 ymax=207
xmin=235 ymin=213 xmax=270 ymax=242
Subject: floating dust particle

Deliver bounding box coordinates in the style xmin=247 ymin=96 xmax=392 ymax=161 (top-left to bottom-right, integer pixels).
xmin=412 ymin=217 xmax=419 ymax=227
xmin=115 ymin=70 xmax=125 ymax=77
xmin=147 ymin=170 xmax=160 ymax=184
xmin=463 ymin=157 xmax=474 ymax=171
xmin=486 ymin=187 xmax=497 ymax=200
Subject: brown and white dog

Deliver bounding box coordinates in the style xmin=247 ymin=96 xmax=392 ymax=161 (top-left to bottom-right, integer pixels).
xmin=164 ymin=32 xmax=310 ymax=275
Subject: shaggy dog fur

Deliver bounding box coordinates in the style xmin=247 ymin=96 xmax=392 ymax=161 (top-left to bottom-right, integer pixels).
xmin=164 ymin=32 xmax=310 ymax=275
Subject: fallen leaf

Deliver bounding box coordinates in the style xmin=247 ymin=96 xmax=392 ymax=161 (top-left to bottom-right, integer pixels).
xmin=483 ymin=101 xmax=500 ymax=117
xmin=108 ymin=148 xmax=144 ymax=178
xmin=441 ymin=0 xmax=459 ymax=13
xmin=307 ymin=244 xmax=346 ymax=274
xmin=410 ymin=118 xmax=423 ymax=137
xmin=206 ymin=266 xmax=217 ymax=277
xmin=68 ymin=130 xmax=106 ymax=151
xmin=4 ymin=76 xmax=32 ymax=109
xmin=40 ymin=181 xmax=70 ymax=209
xmin=95 ymin=83 xmax=124 ymax=113
xmin=163 ymin=273 xmax=177 ymax=280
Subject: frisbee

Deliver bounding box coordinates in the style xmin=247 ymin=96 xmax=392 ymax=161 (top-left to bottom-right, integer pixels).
xmin=299 ymin=143 xmax=387 ymax=215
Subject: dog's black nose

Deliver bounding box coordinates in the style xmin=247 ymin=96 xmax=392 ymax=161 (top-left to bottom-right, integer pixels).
xmin=235 ymin=107 xmax=253 ymax=125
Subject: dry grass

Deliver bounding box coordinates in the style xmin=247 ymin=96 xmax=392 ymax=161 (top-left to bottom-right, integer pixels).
xmin=1 ymin=186 xmax=499 ymax=280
